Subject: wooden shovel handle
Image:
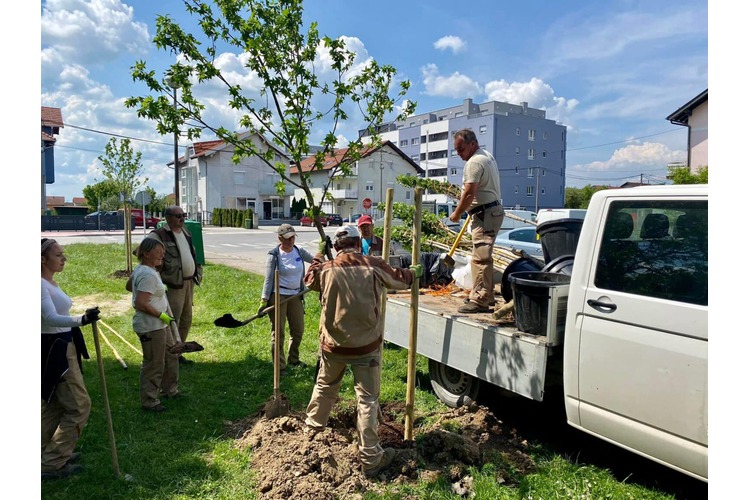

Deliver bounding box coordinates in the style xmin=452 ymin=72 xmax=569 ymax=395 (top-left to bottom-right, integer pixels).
xmin=448 ymin=215 xmax=472 ymax=256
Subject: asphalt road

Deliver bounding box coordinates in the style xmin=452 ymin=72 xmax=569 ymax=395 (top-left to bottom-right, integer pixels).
xmin=42 ymin=223 xmax=345 ymax=276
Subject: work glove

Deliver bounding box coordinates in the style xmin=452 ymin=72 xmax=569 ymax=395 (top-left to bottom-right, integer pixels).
xmin=159 ymin=312 xmax=175 ymax=325
xmin=409 ymin=264 xmax=424 ymax=278
xmin=258 ymin=298 xmax=269 ymax=317
xmin=81 ymin=306 xmax=100 ymax=326
xmin=318 ymin=239 xmax=327 ymax=255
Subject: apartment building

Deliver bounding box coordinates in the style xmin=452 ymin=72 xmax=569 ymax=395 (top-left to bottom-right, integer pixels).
xmin=361 ymin=98 xmax=567 ymax=210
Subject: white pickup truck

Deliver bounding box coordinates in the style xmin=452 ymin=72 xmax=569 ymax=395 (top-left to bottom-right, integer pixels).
xmin=384 ymin=184 xmax=708 ymax=482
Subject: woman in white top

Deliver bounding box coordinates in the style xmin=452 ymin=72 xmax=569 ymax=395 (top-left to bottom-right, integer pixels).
xmin=41 ymin=238 xmax=99 ymax=480
xmin=130 ymin=238 xmax=180 ymax=412
xmin=259 ymin=224 xmax=315 ymax=373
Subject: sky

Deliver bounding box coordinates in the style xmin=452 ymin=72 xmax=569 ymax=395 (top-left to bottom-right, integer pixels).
xmin=37 ymin=0 xmax=711 ymax=202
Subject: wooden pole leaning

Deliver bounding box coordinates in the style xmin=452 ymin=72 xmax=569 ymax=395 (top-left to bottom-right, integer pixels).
xmin=99 ymin=319 xmax=142 ymax=356
xmin=404 ymin=187 xmax=422 ymax=442
xmin=377 ymin=188 xmax=395 ymax=425
xmin=97 ymin=327 xmax=128 ymax=370
xmin=90 ymin=321 xmax=121 ymax=478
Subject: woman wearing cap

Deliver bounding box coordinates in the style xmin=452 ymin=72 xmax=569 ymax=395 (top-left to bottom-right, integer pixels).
xmin=259 ymin=224 xmax=315 ymax=373
xmin=356 ymin=215 xmax=384 ymax=256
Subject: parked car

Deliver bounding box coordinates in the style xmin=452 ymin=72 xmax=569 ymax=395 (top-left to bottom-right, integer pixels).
xmin=299 ymin=215 xmax=328 ymax=227
xmin=343 ymin=213 xmax=363 ymax=224
xmin=128 ymin=208 xmax=161 ymax=228
xmin=494 ymin=226 xmax=543 ymax=258
xmin=327 ymin=214 xmax=343 ymax=226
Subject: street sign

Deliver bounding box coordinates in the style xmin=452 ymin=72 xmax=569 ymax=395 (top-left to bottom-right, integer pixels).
xmin=135 ymin=190 xmax=152 ymax=206
xmin=362 ymin=197 xmax=372 ymax=209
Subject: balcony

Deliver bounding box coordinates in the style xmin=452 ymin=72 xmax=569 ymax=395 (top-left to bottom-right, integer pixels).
xmin=329 ymin=189 xmax=358 ymax=199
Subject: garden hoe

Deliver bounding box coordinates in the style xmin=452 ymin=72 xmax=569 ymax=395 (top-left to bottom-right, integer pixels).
xmin=439 ymin=214 xmax=472 ymax=270
xmin=265 ymin=270 xmax=291 ymax=418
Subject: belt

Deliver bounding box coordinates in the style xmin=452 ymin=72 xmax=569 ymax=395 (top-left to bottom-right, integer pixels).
xmin=468 ymin=200 xmax=500 ymax=216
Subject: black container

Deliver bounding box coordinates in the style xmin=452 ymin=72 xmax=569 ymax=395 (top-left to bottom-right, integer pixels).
xmin=501 ymin=257 xmax=544 ymax=302
xmin=509 ymin=271 xmax=571 ymax=335
xmin=541 ymin=254 xmax=575 ymax=275
xmin=536 ymin=218 xmax=584 ymax=263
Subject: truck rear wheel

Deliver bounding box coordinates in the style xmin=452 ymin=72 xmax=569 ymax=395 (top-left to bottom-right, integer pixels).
xmin=428 ymin=359 xmax=480 ymax=408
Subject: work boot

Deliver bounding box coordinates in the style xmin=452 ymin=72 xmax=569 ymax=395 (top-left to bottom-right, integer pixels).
xmin=142 ymin=403 xmax=167 ymax=412
xmin=458 ymin=301 xmax=492 ymax=314
xmin=363 ymin=447 xmax=396 ymax=478
xmin=41 ymin=463 xmax=83 ymax=481
xmin=67 ymin=452 xmax=81 ymax=464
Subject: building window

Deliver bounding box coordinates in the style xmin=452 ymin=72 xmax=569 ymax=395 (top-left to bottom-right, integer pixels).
xmin=541 ymin=187 xmax=546 ymax=195
xmin=450 ymin=149 xmax=457 ymax=157
xmin=516 ymin=127 xmax=520 ymax=136
xmin=528 ymin=129 xmax=536 ymax=141
xmin=411 ymin=137 xmax=420 ymax=145
xmin=526 ymin=186 xmax=534 ymax=197
xmin=515 ymin=166 xmax=519 ymax=174
xmin=450 ymin=168 xmax=457 ymax=175
xmin=405 ymin=190 xmax=411 ymax=200
xmin=514 ymin=185 xmax=519 ymax=194
xmin=479 ymin=125 xmax=487 ymax=134
xmin=543 ymin=131 xmax=548 ymax=140
xmin=542 ymin=167 xmax=546 ymax=176
xmin=365 ymin=182 xmax=374 ymax=192
xmin=515 ymin=147 xmax=520 ymax=155
xmin=336 ymin=183 xmax=341 ymax=190
xmin=455 ymin=111 xmax=463 ymax=117
xmin=411 ymin=155 xmax=419 ymax=162
xmin=528 ymin=149 xmax=535 ymax=160
xmin=542 ymin=150 xmax=547 ymax=158
xmin=400 ymin=139 xmax=408 ymax=147
xmin=527 ymin=168 xmax=534 ymax=178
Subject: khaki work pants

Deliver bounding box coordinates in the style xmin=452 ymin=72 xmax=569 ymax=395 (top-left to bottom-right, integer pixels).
xmin=305 ymin=348 xmax=384 ymax=469
xmin=167 ymin=279 xmax=194 ymax=342
xmin=138 ymin=327 xmax=180 ymax=408
xmin=269 ymin=294 xmax=305 ymax=370
xmin=41 ymin=342 xmax=91 ymax=472
xmin=469 ymin=207 xmax=504 ymax=307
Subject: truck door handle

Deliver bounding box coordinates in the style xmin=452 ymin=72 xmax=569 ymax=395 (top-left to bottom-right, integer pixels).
xmin=587 ymin=299 xmax=617 ymax=313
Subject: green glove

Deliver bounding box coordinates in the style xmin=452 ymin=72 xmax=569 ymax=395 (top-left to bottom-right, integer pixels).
xmin=318 ymin=239 xmax=327 ymax=255
xmin=258 ymin=298 xmax=268 ymax=317
xmin=409 ymin=264 xmax=424 ymax=278
xmin=159 ymin=312 xmax=174 ymax=324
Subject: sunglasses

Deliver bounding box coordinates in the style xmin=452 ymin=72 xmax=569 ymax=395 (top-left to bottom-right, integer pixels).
xmin=168 ymin=213 xmax=185 ymax=219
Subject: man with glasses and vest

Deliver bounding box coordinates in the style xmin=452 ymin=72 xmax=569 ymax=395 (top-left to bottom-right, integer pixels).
xmin=449 ymin=128 xmax=504 ymax=314
xmin=148 ymin=205 xmax=203 ymax=363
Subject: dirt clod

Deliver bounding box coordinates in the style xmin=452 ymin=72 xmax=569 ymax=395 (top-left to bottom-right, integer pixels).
xmin=229 ymin=402 xmax=536 ymax=498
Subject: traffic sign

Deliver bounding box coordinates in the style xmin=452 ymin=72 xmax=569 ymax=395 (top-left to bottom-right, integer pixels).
xmin=135 ymin=190 xmax=152 ymax=206
xmin=362 ymin=197 xmax=372 ymax=209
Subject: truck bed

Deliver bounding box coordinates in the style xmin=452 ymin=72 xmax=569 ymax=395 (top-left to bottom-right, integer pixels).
xmin=383 ymin=288 xmax=558 ymax=401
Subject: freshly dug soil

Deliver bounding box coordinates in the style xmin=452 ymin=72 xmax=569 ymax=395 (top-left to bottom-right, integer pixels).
xmin=227 ymin=400 xmax=536 ymax=499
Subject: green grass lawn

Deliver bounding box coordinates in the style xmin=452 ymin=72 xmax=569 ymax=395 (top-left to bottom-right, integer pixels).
xmin=40 ymin=243 xmax=680 ymax=499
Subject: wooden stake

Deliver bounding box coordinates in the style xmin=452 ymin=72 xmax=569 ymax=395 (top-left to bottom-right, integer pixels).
xmin=91 ymin=321 xmax=121 ymax=478
xmin=405 ymin=187 xmax=422 ymax=442
xmin=99 ymin=319 xmax=142 ymax=355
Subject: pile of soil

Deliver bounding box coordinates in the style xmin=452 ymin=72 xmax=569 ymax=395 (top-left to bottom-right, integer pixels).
xmin=227 ymin=400 xmax=536 ymax=499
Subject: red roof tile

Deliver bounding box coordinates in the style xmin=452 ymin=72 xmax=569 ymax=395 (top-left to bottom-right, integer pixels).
xmin=41 ymin=107 xmax=64 ymax=128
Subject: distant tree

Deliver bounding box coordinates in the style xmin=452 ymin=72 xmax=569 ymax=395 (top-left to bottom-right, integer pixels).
xmin=82 ymin=179 xmax=121 ymax=211
xmin=670 ymin=165 xmax=708 ymax=184
xmin=126 ymin=0 xmax=415 ymax=258
xmin=98 ymin=137 xmax=147 ymax=272
xmin=565 ymin=185 xmax=610 ymax=209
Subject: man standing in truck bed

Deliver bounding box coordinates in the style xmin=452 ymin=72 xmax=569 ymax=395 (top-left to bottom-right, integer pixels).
xmin=449 ymin=128 xmax=504 ymax=314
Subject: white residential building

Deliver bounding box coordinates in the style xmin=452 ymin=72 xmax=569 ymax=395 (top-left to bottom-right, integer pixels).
xmin=666 ymin=89 xmax=708 ymax=172
xmin=291 ymin=141 xmax=424 ymax=220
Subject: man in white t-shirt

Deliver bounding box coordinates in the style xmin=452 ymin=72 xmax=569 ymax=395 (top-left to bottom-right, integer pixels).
xmin=449 ymin=128 xmax=504 ymax=313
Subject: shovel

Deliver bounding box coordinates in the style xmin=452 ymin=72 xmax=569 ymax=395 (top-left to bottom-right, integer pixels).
xmin=264 ymin=269 xmax=291 ymax=418
xmin=165 ymin=303 xmax=205 ymax=355
xmin=213 ymin=289 xmax=311 ymax=328
xmin=439 ymin=214 xmax=472 ymax=269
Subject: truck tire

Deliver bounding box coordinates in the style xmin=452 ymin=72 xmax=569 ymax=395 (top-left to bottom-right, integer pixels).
xmin=428 ymin=359 xmax=480 ymax=408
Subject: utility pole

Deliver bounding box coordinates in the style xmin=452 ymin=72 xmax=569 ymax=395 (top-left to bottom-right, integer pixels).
xmin=167 ymin=78 xmax=181 ymax=207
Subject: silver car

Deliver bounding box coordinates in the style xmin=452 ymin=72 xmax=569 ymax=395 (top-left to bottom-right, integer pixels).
xmin=494 ymin=226 xmax=543 ymax=258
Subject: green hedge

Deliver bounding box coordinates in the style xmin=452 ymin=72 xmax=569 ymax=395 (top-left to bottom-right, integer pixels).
xmin=210 ymin=208 xmax=254 ymax=227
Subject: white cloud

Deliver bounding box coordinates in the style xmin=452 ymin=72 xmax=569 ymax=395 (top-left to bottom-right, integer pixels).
xmin=568 ymin=141 xmax=685 ymax=186
xmin=433 ymin=36 xmax=467 ymax=54
xmin=485 ymin=77 xmax=578 ymax=128
xmin=420 ymin=63 xmax=481 ymax=99
xmin=41 ymin=0 xmax=150 ymax=65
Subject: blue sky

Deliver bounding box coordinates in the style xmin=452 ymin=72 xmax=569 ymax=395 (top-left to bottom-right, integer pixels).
xmin=39 ymin=0 xmax=709 ymax=201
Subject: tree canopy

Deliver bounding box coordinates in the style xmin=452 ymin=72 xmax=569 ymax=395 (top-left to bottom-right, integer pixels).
xmin=125 ymin=0 xmax=415 ymax=244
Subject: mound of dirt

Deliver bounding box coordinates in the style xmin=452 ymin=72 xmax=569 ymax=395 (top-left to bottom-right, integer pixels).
xmin=227 ymin=400 xmax=536 ymax=499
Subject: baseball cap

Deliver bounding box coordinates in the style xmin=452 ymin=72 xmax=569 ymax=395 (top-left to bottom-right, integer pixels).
xmin=277 ymin=224 xmax=296 ymax=239
xmin=334 ymin=226 xmax=360 ymax=245
xmin=357 ymin=215 xmax=373 ymax=227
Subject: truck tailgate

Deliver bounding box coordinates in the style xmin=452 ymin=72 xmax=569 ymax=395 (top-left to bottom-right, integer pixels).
xmin=384 ymin=291 xmax=553 ymax=401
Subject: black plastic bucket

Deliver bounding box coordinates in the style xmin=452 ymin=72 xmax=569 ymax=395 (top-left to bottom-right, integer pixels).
xmin=509 ymin=271 xmax=571 ymax=335
xmin=536 ymin=218 xmax=584 ymax=263
xmin=541 ymin=254 xmax=575 ymax=275
xmin=501 ymin=257 xmax=544 ymax=302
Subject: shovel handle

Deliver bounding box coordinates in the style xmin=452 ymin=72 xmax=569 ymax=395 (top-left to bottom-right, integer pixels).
xmin=448 ymin=215 xmax=472 ymax=256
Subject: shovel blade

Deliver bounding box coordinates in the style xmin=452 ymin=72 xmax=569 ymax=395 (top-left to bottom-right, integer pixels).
xmin=214 ymin=314 xmax=251 ymax=328
xmin=441 ymin=253 xmax=456 ymax=269
xmin=264 ymin=394 xmax=291 ymax=419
